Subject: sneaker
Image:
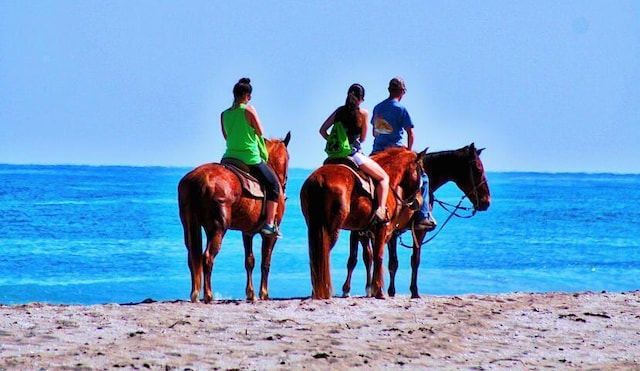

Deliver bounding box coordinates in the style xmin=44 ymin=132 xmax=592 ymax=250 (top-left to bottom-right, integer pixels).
xmin=414 ymin=214 xmax=437 ymax=231
xmin=374 ymin=207 xmax=389 ymax=224
xmin=260 ymin=223 xmax=282 ymax=238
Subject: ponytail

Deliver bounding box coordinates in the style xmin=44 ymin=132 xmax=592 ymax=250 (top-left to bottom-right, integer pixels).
xmin=334 ymin=83 xmax=365 ymax=138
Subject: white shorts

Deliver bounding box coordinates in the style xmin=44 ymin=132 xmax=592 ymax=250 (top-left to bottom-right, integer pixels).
xmin=352 ymin=151 xmax=367 ymax=166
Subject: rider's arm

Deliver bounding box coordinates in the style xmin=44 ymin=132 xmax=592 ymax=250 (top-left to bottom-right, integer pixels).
xmin=319 ymin=109 xmax=338 ymax=140
xmin=406 ymin=126 xmax=415 ymax=151
xmin=220 ymin=112 xmax=227 ymax=140
xmin=359 ymin=108 xmax=369 ymax=142
xmin=244 ymin=105 xmax=265 ymax=137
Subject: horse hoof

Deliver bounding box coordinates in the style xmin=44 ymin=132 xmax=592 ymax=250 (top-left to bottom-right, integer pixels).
xmin=342 ymin=292 xmax=350 ymax=298
xmin=365 ymin=286 xmax=374 ymax=297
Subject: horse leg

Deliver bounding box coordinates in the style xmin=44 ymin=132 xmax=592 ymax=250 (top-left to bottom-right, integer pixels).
xmin=362 ymin=235 xmax=373 ymax=297
xmin=259 ymin=235 xmax=277 ymax=300
xmin=342 ymin=232 xmax=360 ymax=297
xmin=410 ymin=229 xmax=427 ymax=299
xmin=371 ymin=228 xmax=387 ymax=299
xmin=387 ymin=235 xmax=399 ymax=297
xmin=242 ymin=233 xmax=256 ymax=301
xmin=202 ymin=229 xmax=224 ymax=304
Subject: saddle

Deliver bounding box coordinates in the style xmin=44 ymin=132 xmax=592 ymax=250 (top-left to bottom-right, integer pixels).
xmin=323 ymin=157 xmax=375 ymax=198
xmin=220 ymin=158 xmax=265 ymax=199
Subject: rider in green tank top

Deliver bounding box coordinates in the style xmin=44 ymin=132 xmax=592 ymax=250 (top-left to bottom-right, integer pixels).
xmin=221 ymin=78 xmax=281 ymax=237
xmin=222 ymin=103 xmax=263 ymax=165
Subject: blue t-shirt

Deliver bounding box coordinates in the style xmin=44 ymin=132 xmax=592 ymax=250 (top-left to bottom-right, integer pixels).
xmin=370 ymin=98 xmax=413 ymax=154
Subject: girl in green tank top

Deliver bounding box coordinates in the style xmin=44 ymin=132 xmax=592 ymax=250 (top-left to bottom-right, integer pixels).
xmin=221 ymin=78 xmax=281 ymax=237
xmin=222 ymin=103 xmax=266 ymax=165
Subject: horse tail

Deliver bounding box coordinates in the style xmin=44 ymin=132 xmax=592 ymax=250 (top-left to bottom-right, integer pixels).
xmin=178 ymin=176 xmax=204 ymax=302
xmin=178 ymin=177 xmax=199 ymax=246
xmin=301 ymin=178 xmax=334 ymax=299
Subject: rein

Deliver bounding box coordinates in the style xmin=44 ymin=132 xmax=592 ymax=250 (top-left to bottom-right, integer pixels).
xmin=399 ymin=157 xmax=485 ymax=249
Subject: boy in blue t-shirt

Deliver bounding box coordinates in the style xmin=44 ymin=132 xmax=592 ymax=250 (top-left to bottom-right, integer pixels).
xmin=371 ymin=77 xmax=436 ymax=231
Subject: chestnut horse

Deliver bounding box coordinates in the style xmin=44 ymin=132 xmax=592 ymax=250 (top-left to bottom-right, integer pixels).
xmin=342 ymin=143 xmax=491 ymax=298
xmin=301 ymin=147 xmax=427 ymax=299
xmin=178 ymin=132 xmax=291 ymax=303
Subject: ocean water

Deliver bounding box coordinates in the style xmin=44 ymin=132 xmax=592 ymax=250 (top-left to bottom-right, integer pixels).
xmin=1 ymin=165 xmax=639 ymax=305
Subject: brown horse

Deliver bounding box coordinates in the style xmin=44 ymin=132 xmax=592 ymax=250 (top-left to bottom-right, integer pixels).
xmin=342 ymin=143 xmax=491 ymax=298
xmin=178 ymin=132 xmax=291 ymax=303
xmin=300 ymin=147 xmax=427 ymax=299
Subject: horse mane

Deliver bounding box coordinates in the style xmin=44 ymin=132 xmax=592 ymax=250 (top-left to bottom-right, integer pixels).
xmin=425 ymin=146 xmax=469 ymax=161
xmin=264 ymin=135 xmax=291 ymax=187
xmin=371 ymin=147 xmax=418 ymax=186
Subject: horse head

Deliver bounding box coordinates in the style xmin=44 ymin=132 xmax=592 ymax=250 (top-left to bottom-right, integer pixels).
xmin=266 ymin=131 xmax=291 ymax=189
xmin=421 ymin=143 xmax=491 ymax=212
xmin=467 ymin=143 xmax=491 ymax=211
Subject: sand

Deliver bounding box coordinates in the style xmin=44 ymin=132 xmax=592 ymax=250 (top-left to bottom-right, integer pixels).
xmin=1 ymin=291 xmax=639 ymax=370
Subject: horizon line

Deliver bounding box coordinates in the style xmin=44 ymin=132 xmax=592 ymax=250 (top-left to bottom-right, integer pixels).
xmin=0 ymin=162 xmax=638 ymax=176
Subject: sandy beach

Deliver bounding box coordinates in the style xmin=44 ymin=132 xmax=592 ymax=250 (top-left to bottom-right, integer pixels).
xmin=1 ymin=291 xmax=638 ymax=370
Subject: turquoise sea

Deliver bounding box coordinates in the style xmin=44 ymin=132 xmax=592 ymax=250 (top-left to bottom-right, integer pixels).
xmin=1 ymin=165 xmax=639 ymax=305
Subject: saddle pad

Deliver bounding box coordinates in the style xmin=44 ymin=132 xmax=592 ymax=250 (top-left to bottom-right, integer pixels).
xmin=220 ymin=160 xmax=264 ymax=199
xmin=323 ymin=157 xmax=375 ymax=197
xmin=334 ymin=164 xmax=375 ymax=198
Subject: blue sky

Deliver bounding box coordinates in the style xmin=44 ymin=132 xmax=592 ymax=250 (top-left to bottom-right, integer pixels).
xmin=1 ymin=1 xmax=638 ymax=172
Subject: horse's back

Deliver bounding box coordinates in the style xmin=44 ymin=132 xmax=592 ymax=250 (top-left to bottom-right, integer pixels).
xmin=301 ymin=164 xmax=373 ymax=230
xmin=178 ymin=163 xmax=243 ymax=226
xmin=179 ymin=162 xmax=241 ymax=192
xmin=301 ymin=165 xmax=358 ymax=203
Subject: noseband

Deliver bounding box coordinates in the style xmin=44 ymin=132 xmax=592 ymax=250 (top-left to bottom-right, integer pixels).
xmin=466 ymin=157 xmax=487 ymax=215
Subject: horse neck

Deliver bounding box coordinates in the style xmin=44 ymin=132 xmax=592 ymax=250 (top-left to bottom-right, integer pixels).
xmin=380 ymin=151 xmax=421 ymax=195
xmin=267 ymin=144 xmax=288 ymax=186
xmin=424 ymin=149 xmax=468 ymax=192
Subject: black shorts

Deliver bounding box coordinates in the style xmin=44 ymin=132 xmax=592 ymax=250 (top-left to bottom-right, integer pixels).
xmin=249 ymin=161 xmax=280 ymax=202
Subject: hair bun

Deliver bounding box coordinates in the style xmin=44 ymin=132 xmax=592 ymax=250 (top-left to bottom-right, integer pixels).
xmin=238 ymin=77 xmax=251 ymax=84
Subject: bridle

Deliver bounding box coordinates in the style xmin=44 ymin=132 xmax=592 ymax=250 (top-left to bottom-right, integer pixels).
xmin=399 ymin=155 xmax=486 ymax=248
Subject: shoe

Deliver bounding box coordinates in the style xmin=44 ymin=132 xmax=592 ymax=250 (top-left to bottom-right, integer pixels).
xmin=260 ymin=223 xmax=282 ymax=238
xmin=374 ymin=207 xmax=389 ymax=224
xmin=414 ymin=214 xmax=437 ymax=231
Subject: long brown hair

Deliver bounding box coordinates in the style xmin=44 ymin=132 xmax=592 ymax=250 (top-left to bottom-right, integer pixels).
xmin=334 ymin=83 xmax=365 ymax=140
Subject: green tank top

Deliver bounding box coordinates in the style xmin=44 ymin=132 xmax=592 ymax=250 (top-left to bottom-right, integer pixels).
xmin=222 ymin=104 xmax=262 ymax=165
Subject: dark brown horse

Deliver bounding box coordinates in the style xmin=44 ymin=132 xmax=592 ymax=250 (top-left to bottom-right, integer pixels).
xmin=178 ymin=132 xmax=291 ymax=303
xmin=301 ymin=147 xmax=427 ymax=299
xmin=342 ymin=143 xmax=491 ymax=298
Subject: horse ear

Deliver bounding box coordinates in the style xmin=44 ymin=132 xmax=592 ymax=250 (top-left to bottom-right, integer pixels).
xmin=417 ymin=148 xmax=428 ymax=164
xmin=477 ymin=147 xmax=485 ymax=155
xmin=283 ymin=131 xmax=291 ymax=147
